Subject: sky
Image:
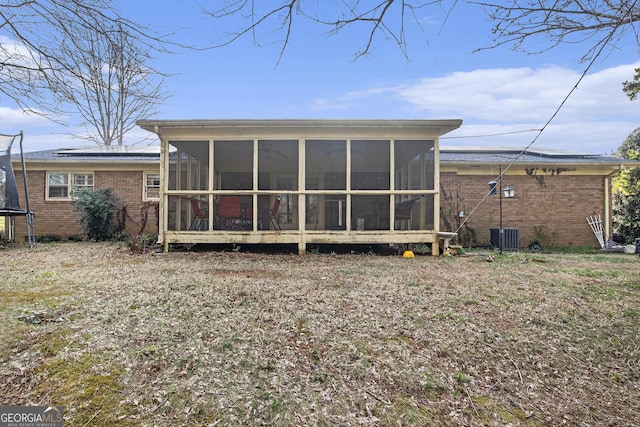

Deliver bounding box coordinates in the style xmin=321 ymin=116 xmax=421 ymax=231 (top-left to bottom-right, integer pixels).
xmin=1 ymin=1 xmax=639 ymax=155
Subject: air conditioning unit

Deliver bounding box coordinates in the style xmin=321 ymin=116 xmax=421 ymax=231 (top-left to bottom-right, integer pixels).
xmin=490 ymin=228 xmax=519 ymax=251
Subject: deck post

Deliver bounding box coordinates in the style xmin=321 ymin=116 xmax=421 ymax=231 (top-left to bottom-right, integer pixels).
xmin=431 ymin=242 xmax=439 ymax=256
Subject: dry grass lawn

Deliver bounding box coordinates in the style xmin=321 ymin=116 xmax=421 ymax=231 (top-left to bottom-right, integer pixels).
xmin=0 ymin=242 xmax=639 ymax=426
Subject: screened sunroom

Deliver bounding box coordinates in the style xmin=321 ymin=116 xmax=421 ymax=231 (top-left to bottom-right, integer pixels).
xmin=137 ymin=119 xmax=462 ymax=254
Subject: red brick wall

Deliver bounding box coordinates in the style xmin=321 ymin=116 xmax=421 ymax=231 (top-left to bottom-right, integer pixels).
xmin=440 ymin=171 xmax=608 ymax=248
xmin=10 ymin=170 xmax=159 ymax=241
xmin=8 ymin=166 xmax=607 ymax=249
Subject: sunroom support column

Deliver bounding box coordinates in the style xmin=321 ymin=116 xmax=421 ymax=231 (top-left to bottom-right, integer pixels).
xmin=389 ymin=139 xmax=395 ymax=230
xmin=298 ymin=138 xmax=306 ymax=254
xmin=346 ymin=139 xmax=351 ymax=231
xmin=432 ymin=137 xmax=441 ymax=256
xmin=157 ymin=126 xmax=168 ymax=251
xmin=208 ymin=139 xmax=215 ymax=231
xmin=253 ymin=139 xmax=259 ymax=231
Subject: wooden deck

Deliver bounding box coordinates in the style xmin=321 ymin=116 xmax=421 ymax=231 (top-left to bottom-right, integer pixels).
xmin=163 ymin=229 xmax=456 ymax=255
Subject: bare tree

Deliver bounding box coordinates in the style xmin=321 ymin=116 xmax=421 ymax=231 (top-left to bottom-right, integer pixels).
xmin=0 ymin=0 xmax=172 ymax=145
xmin=205 ymin=1 xmax=640 ymax=65
xmin=471 ymin=0 xmax=640 ymax=61
xmin=53 ymin=24 xmax=168 ymax=145
xmin=204 ymin=1 xmax=442 ymax=62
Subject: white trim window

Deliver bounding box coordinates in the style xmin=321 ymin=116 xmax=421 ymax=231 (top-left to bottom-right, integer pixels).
xmin=46 ymin=172 xmax=94 ymax=200
xmin=144 ymin=173 xmax=160 ymax=201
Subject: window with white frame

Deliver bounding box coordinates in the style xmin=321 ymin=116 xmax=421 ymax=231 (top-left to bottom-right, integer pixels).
xmin=144 ymin=173 xmax=160 ymax=200
xmin=46 ymin=172 xmax=94 ymax=200
xmin=73 ymin=173 xmax=93 ymax=192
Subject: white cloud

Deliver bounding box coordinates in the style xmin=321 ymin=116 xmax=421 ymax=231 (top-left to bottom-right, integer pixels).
xmin=311 ymin=63 xmax=640 ymax=153
xmin=557 ymin=64 xmax=637 ymax=120
xmin=3 ymin=62 xmax=638 ymax=155
xmin=0 ymin=106 xmax=51 ymax=129
xmin=0 ymin=103 xmax=160 ymax=152
xmin=394 ymin=64 xmax=639 ymax=123
xmin=20 ymin=132 xmax=80 ymax=152
xmin=0 ymin=105 xmax=75 ymax=153
xmin=397 ymin=68 xmax=557 ymax=121
xmin=443 ymin=120 xmax=638 ymax=155
xmin=0 ymin=35 xmax=35 ymax=65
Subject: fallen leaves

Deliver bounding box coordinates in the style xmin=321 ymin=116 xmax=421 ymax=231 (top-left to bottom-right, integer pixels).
xmin=0 ymin=242 xmax=638 ymax=426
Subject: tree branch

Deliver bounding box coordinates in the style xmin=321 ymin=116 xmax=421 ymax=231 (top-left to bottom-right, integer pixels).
xmin=203 ymin=1 xmax=442 ymax=62
xmin=470 ymin=0 xmax=640 ymax=61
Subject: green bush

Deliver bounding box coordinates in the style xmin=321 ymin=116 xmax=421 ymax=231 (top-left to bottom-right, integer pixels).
xmin=612 ymin=128 xmax=640 ymax=243
xmin=72 ymin=188 xmax=120 ymax=241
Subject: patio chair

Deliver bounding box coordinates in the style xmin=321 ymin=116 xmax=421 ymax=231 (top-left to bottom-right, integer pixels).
xmin=219 ymin=196 xmax=243 ymax=229
xmin=243 ymin=206 xmax=259 ymax=230
xmin=189 ymin=198 xmax=208 ymax=230
xmin=269 ymin=197 xmax=281 ymax=230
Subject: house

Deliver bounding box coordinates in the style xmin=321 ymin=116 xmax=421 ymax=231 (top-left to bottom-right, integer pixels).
xmin=438 ymin=146 xmax=634 ymax=249
xmin=9 ymin=145 xmax=161 ymax=241
xmin=136 ymin=119 xmax=463 ymax=255
xmin=8 ymin=119 xmax=637 ymax=253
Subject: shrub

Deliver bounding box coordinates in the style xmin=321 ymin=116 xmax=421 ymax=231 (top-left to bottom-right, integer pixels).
xmin=129 ymin=233 xmax=159 ymax=254
xmin=36 ymin=234 xmax=62 ymax=243
xmin=72 ymin=188 xmax=120 ymax=241
xmin=457 ymin=225 xmax=477 ymax=247
xmin=527 ymin=225 xmax=558 ymax=252
xmin=0 ymin=231 xmax=9 ymax=246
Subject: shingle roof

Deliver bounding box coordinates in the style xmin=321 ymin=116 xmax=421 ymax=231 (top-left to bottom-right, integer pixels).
xmin=439 ymin=147 xmax=630 ymax=165
xmin=13 ymin=145 xmax=637 ymax=166
xmin=14 ymin=146 xmax=161 ymax=162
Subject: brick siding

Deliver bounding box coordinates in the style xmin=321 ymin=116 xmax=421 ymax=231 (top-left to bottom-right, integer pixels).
xmin=7 ymin=167 xmax=607 ymax=249
xmin=440 ymin=171 xmax=608 ymax=248
xmin=9 ymin=170 xmax=159 ymax=241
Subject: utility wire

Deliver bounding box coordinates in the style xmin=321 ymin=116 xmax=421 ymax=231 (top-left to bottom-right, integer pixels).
xmin=452 ymin=26 xmax=621 ymax=236
xmin=441 ymin=128 xmax=542 ymax=139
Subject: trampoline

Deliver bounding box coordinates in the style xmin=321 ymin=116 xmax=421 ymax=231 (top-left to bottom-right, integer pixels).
xmin=0 ymin=132 xmax=34 ymax=246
